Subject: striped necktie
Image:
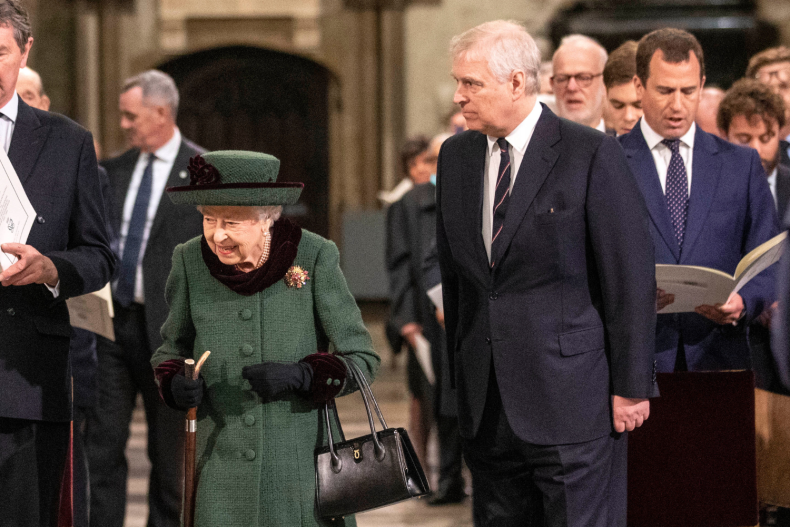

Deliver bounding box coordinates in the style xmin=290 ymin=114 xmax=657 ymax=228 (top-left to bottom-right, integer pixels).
xmin=491 ymin=137 xmax=511 ymax=267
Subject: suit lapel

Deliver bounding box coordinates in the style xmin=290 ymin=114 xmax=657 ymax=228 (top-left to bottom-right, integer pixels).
xmin=776 ymin=164 xmax=790 ymax=221
xmin=9 ymin=100 xmax=48 ymax=186
xmin=490 ymin=107 xmax=559 ymax=268
xmin=623 ymin=127 xmax=681 ymax=262
xmin=148 ymin=141 xmax=192 ymax=243
xmin=681 ymin=130 xmax=720 ymax=262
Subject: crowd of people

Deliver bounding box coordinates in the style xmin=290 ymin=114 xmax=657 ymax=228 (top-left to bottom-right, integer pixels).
xmin=386 ymin=19 xmax=790 ymax=527
xmin=2 ymin=0 xmax=790 ymax=524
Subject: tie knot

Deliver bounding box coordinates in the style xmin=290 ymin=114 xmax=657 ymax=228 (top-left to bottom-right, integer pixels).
xmin=661 ymin=138 xmax=681 ymax=154
xmin=496 ymin=138 xmax=508 ymax=153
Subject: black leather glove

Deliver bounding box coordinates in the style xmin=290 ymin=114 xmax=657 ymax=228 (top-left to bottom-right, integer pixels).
xmin=242 ymin=361 xmax=313 ymax=401
xmin=170 ymin=373 xmax=205 ymax=409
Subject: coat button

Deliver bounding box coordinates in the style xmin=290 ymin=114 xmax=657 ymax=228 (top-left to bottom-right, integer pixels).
xmin=240 ymin=309 xmax=252 ymax=320
xmin=485 ymin=337 xmax=491 ymax=344
xmin=489 ymin=292 xmax=498 ymax=300
xmin=244 ymin=415 xmax=255 ymax=426
xmin=241 ymin=344 xmax=253 ymax=356
xmin=36 ymin=216 xmax=45 ymax=224
xmin=6 ymin=308 xmax=15 ymax=316
xmin=245 ymin=449 xmax=256 ymax=460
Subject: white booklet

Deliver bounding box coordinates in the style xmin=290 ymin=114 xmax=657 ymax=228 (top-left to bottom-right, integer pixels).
xmin=66 ymin=283 xmax=115 ymax=341
xmin=0 ymin=147 xmax=36 ymax=271
xmin=656 ymin=231 xmax=787 ymax=314
xmin=413 ymin=333 xmax=435 ymax=385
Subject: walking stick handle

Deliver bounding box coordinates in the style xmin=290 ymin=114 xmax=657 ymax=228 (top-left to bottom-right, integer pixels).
xmin=184 ymin=350 xmax=211 ymax=381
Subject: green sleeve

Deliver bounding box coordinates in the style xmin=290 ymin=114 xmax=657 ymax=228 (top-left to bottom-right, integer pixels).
xmin=312 ymin=239 xmax=380 ymax=396
xmin=151 ymin=244 xmax=196 ymax=374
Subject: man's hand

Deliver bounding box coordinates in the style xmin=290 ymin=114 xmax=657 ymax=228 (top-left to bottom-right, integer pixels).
xmin=0 ymin=243 xmax=59 ymax=287
xmin=435 ymin=309 xmax=445 ymax=328
xmin=656 ymin=288 xmax=674 ymax=312
xmin=400 ymin=322 xmax=423 ymax=348
xmin=612 ymin=395 xmax=650 ymax=433
xmin=695 ymin=293 xmax=744 ymax=325
xmin=757 ymin=301 xmax=779 ymax=329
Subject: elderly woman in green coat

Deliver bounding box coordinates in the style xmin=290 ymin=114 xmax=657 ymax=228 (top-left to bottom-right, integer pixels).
xmin=151 ymin=151 xmax=380 ymax=527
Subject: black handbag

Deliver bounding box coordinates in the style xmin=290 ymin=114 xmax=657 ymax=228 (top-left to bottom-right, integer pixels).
xmin=314 ymin=358 xmax=430 ymax=519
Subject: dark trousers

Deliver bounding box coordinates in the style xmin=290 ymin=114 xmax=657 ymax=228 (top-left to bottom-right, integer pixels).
xmin=435 ymin=414 xmax=465 ymax=492
xmin=463 ymin=374 xmax=620 ymax=527
xmin=85 ymin=303 xmax=183 ymax=527
xmin=0 ymin=418 xmax=70 ymax=527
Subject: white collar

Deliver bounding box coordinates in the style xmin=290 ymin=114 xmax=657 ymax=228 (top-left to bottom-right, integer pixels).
xmin=486 ymin=101 xmax=543 ymax=157
xmin=595 ymin=118 xmax=606 ymax=133
xmin=640 ymin=118 xmax=696 ymax=151
xmin=0 ymin=92 xmax=20 ymax=123
xmin=149 ymin=127 xmax=181 ymax=163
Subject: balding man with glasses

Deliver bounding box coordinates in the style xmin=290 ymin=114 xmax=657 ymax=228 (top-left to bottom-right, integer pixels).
xmin=551 ymin=34 xmax=612 ymax=133
xmin=748 ymin=46 xmax=790 ymax=168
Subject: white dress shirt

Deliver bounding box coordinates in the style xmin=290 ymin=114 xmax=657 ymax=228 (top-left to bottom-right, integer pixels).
xmin=767 ymin=166 xmax=778 ymax=209
xmin=640 ymin=118 xmax=696 ymax=196
xmin=595 ymin=118 xmax=606 ymax=133
xmin=118 ymin=128 xmax=181 ymax=304
xmin=482 ymin=101 xmax=543 ymax=261
xmin=0 ymin=93 xmax=60 ymax=297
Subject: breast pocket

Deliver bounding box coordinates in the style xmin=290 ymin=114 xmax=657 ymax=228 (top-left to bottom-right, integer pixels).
xmin=534 ymin=208 xmax=578 ymax=225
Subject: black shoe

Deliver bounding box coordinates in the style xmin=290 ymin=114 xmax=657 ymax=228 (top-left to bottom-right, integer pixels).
xmin=427 ymin=485 xmax=467 ymax=506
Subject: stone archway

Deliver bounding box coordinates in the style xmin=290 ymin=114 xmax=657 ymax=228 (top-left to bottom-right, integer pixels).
xmin=159 ymin=46 xmax=332 ymax=236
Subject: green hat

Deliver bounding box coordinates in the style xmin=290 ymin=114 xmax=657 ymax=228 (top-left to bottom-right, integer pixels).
xmin=167 ymin=150 xmax=303 ymax=206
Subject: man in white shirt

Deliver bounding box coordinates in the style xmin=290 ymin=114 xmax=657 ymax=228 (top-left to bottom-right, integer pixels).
xmin=551 ymin=34 xmax=609 ymax=132
xmin=437 ymin=20 xmax=655 ymax=526
xmin=620 ymin=28 xmax=779 ymax=372
xmin=85 ymin=70 xmax=204 ymax=527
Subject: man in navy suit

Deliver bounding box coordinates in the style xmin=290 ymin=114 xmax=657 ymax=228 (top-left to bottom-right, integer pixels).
xmin=620 ymin=28 xmax=780 ymax=373
xmin=0 ymin=1 xmax=115 ymax=525
xmin=436 ymin=20 xmax=657 ymax=526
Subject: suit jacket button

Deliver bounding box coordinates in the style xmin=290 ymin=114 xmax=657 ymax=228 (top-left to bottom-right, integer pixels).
xmin=245 ymin=449 xmax=256 ymax=460
xmin=36 ymin=216 xmax=45 ymax=224
xmin=485 ymin=337 xmax=491 ymax=344
xmin=240 ymin=309 xmax=252 ymax=320
xmin=6 ymin=308 xmax=15 ymax=316
xmin=489 ymin=292 xmax=498 ymax=300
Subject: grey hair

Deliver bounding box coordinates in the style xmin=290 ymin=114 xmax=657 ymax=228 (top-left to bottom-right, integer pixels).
xmin=196 ymin=205 xmax=283 ymax=224
xmin=122 ymin=70 xmax=180 ymax=120
xmin=554 ymin=35 xmax=608 ymax=70
xmin=0 ymin=0 xmax=31 ymax=53
xmin=450 ymin=20 xmax=542 ymax=95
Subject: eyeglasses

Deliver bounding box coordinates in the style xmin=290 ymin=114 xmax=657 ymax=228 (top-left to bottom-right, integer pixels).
xmin=755 ymin=68 xmax=790 ymax=87
xmin=551 ymin=73 xmax=603 ymax=88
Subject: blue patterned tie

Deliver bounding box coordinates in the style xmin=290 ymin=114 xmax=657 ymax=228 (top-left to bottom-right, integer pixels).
xmin=491 ymin=137 xmax=511 ymax=267
xmin=662 ymin=139 xmax=689 ymax=249
xmin=115 ymin=153 xmax=155 ymax=307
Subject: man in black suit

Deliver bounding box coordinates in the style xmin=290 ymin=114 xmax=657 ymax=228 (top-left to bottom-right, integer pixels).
xmin=436 ymin=20 xmax=657 ymax=525
xmin=0 ymin=2 xmax=115 ymax=525
xmin=85 ymin=70 xmax=203 ymax=527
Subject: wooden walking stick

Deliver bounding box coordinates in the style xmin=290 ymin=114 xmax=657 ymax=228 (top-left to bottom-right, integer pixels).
xmin=183 ymin=351 xmax=211 ymax=527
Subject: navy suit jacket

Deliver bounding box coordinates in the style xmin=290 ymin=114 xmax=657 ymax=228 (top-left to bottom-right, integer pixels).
xmin=101 ymin=138 xmax=204 ymax=352
xmin=436 ymin=105 xmax=658 ymax=445
xmin=620 ymin=123 xmax=780 ymax=373
xmin=0 ymin=100 xmax=115 ymax=422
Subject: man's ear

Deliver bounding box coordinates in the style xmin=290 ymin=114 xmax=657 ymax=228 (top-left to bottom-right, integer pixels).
xmin=19 ymin=37 xmax=33 ymax=68
xmin=41 ymin=94 xmax=50 ymax=112
xmin=634 ymin=75 xmax=644 ymax=99
xmin=511 ymin=70 xmax=526 ymax=99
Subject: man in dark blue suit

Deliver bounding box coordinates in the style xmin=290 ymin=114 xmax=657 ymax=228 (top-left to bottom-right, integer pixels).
xmin=620 ymin=28 xmax=780 ymax=373
xmin=436 ymin=20 xmax=657 ymax=526
xmin=0 ymin=1 xmax=115 ymax=525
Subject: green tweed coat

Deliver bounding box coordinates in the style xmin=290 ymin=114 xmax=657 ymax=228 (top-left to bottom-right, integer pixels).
xmin=151 ymin=230 xmax=380 ymax=527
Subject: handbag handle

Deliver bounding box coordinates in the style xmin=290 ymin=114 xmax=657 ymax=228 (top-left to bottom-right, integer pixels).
xmin=323 ymin=358 xmax=386 ymax=473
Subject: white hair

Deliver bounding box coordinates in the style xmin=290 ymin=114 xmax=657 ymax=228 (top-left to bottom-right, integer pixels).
xmin=123 ymin=70 xmax=180 ymax=120
xmin=554 ymin=35 xmax=608 ymax=70
xmin=450 ymin=20 xmax=542 ymax=95
xmin=196 ymin=205 xmax=283 ymax=224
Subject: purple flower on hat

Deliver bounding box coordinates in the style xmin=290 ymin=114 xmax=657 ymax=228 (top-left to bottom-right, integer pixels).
xmin=188 ymin=155 xmax=221 ymax=185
